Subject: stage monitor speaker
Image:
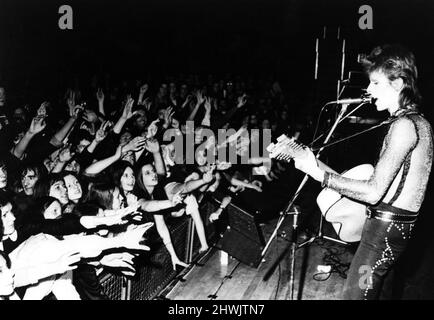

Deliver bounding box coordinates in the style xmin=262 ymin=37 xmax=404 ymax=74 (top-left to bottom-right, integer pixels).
xmin=218 ymin=203 xmax=265 ymax=268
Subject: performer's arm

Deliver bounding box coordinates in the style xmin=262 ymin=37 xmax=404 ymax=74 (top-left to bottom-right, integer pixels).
xmin=296 ymin=117 xmax=418 ymax=204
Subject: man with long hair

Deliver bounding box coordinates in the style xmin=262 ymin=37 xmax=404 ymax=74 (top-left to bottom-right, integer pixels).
xmin=294 ymin=44 xmax=433 ymax=299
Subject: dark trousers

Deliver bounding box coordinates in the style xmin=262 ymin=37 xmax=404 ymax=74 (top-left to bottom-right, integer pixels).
xmin=343 ymin=217 xmax=414 ymax=300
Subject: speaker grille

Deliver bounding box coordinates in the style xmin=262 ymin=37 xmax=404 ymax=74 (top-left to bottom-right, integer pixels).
xmin=99 ymin=273 xmax=125 ymax=300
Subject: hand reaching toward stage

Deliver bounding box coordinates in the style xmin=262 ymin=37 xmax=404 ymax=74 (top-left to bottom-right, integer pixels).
xmin=37 ymin=101 xmax=49 ymax=117
xmin=96 ymin=88 xmax=105 ymax=103
xmin=237 ymin=94 xmax=247 ymax=108
xmin=28 ymin=116 xmax=46 ymax=135
xmin=146 ymin=119 xmax=159 ymax=138
xmin=100 ymin=252 xmax=137 ymax=277
xmin=121 ymin=98 xmax=136 ymax=120
xmin=53 ymin=251 xmax=82 ymax=273
xmin=95 ymin=120 xmax=112 ymax=143
xmin=116 ymin=222 xmax=154 ymax=251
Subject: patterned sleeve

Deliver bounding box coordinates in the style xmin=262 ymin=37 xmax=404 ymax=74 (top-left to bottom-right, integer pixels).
xmin=326 ymin=117 xmax=418 ymax=204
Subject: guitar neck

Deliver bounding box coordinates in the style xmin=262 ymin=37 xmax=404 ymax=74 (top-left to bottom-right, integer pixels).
xmin=266 ymin=134 xmax=339 ymax=175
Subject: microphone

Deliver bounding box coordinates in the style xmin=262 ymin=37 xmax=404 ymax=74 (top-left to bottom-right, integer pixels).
xmin=329 ymin=95 xmax=373 ymax=105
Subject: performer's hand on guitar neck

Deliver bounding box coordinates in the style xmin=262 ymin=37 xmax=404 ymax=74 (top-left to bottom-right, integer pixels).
xmin=293 ymin=148 xmax=325 ymax=183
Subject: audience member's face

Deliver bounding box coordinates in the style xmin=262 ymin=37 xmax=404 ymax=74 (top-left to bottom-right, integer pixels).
xmin=0 ymin=166 xmax=7 ymax=189
xmin=49 ymin=180 xmax=69 ymax=205
xmin=141 ymin=164 xmax=158 ymax=187
xmin=0 ymin=255 xmax=14 ymax=298
xmin=64 ymin=174 xmax=82 ymax=202
xmin=250 ymin=114 xmax=258 ymax=126
xmin=171 ymin=118 xmax=180 ymax=129
xmin=21 ymin=169 xmax=38 ymax=195
xmin=262 ymin=119 xmax=271 ymax=129
xmin=195 ymin=149 xmax=207 ymax=166
xmin=121 ymin=167 xmax=135 ymax=192
xmin=77 ymin=139 xmax=91 ymax=154
xmin=0 ymin=88 xmax=5 ymax=107
xmin=1 ymin=203 xmax=15 ymax=236
xmin=43 ymin=200 xmax=62 ymax=220
xmin=158 ymin=108 xmax=166 ymax=121
xmin=64 ymin=160 xmax=80 ymax=174
xmin=281 ymin=110 xmax=288 ymax=120
xmin=195 ymin=128 xmax=205 ymax=144
xmin=135 ymin=110 xmax=147 ymax=129
xmin=120 ymin=132 xmax=132 ymax=146
xmin=242 ymin=116 xmax=249 ymax=127
xmin=13 ymin=108 xmax=26 ymax=123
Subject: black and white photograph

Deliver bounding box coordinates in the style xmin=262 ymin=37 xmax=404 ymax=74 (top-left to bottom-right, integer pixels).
xmin=1 ymin=0 xmax=434 ymax=305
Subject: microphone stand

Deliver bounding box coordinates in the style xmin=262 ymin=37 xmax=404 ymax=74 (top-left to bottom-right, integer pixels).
xmin=298 ymin=103 xmax=350 ymax=248
xmin=261 ymin=103 xmax=350 ymax=299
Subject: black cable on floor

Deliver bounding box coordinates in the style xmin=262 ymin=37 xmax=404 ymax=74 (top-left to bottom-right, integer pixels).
xmin=313 ymin=240 xmax=350 ymax=282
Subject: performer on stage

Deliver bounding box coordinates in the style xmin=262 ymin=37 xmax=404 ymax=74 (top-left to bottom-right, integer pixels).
xmin=293 ymin=44 xmax=433 ymax=299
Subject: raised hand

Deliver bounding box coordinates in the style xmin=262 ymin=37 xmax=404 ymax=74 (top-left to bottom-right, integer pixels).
xmin=96 ymin=88 xmax=105 ymax=103
xmin=163 ymin=106 xmax=174 ymax=126
xmin=204 ymin=97 xmax=212 ymax=113
xmin=83 ymin=109 xmax=98 ymax=123
xmin=67 ymin=90 xmax=75 ymax=113
xmin=146 ymin=119 xmax=159 ymax=138
xmin=71 ymin=105 xmax=84 ymax=119
xmin=195 ymin=90 xmax=205 ymax=105
xmin=142 ymin=97 xmax=152 ymax=111
xmin=28 ymin=116 xmax=46 ymax=135
xmin=123 ymin=136 xmax=147 ymax=153
xmin=37 ymin=101 xmax=49 ymax=117
xmin=237 ymin=94 xmax=248 ymax=108
xmin=209 ymin=211 xmax=221 ymax=222
xmin=181 ymin=94 xmax=193 ymax=109
xmin=95 ymin=120 xmax=112 ymax=143
xmin=144 ymin=138 xmax=160 ymax=154
xmin=121 ymin=98 xmax=136 ymax=120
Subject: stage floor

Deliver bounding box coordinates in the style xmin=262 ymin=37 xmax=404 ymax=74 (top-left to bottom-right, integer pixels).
xmin=164 ymin=217 xmax=354 ymax=300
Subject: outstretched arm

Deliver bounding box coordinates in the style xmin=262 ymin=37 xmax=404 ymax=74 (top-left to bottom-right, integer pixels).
xmin=11 ymin=115 xmax=46 ymax=159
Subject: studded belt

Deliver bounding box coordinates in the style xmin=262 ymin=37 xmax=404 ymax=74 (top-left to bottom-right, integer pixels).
xmin=366 ymin=207 xmax=418 ymax=224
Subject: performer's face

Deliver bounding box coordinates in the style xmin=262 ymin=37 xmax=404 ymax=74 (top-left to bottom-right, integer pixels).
xmin=367 ymin=71 xmax=401 ymax=113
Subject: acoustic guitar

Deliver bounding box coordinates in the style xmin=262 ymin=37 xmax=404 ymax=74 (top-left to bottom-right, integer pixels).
xmin=266 ymin=134 xmax=373 ymax=242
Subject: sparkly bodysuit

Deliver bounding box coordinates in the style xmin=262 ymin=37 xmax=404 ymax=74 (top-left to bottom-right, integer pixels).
xmin=327 ymin=110 xmax=433 ymax=299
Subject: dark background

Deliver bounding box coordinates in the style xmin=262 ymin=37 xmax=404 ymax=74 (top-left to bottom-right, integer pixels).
xmin=1 ymin=0 xmax=434 ymax=100
xmin=1 ymin=0 xmax=434 ymax=299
